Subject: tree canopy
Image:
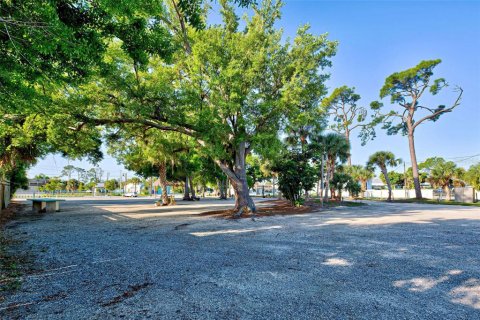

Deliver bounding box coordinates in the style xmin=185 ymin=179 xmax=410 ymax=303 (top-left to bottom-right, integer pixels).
xmin=323 ymin=86 xmax=366 ymax=165
xmin=62 ymin=0 xmax=337 ymax=215
xmin=362 ymin=59 xmax=463 ymax=199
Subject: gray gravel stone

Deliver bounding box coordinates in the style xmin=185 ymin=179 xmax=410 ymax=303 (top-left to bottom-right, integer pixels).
xmin=1 ymin=198 xmax=479 ymax=319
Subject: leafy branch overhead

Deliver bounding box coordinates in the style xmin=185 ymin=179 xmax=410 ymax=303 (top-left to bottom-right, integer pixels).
xmin=59 ymin=0 xmax=337 ymax=214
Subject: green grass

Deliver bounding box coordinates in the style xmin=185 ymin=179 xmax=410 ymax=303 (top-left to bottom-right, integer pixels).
xmin=367 ymin=198 xmax=480 ymax=207
xmin=312 ymin=199 xmax=366 ymax=207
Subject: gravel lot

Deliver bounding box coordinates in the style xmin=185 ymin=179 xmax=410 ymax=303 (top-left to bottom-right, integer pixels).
xmin=1 ymin=198 xmax=479 ymax=319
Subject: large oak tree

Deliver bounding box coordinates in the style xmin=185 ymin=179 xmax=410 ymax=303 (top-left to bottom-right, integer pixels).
xmin=69 ymin=0 xmax=337 ymax=215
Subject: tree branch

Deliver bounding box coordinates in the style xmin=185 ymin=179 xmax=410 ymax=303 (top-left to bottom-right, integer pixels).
xmin=171 ymin=0 xmax=192 ymax=54
xmin=412 ymin=87 xmax=463 ymax=130
xmin=74 ymin=115 xmax=199 ymax=139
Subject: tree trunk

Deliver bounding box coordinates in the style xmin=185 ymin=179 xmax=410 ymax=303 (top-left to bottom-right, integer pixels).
xmin=444 ymin=185 xmax=451 ymax=201
xmin=217 ymin=178 xmax=227 ymax=199
xmin=215 ymin=142 xmax=256 ymax=216
xmin=230 ymin=176 xmax=255 ymax=217
xmin=408 ymin=132 xmax=422 ymax=199
xmin=324 ymin=166 xmax=330 ymax=203
xmin=330 ymin=186 xmax=336 ymax=200
xmin=159 ymin=162 xmax=169 ymax=205
xmin=189 ymin=176 xmax=197 ymax=200
xmin=227 ymin=179 xmax=232 ymax=198
xmin=382 ymin=167 xmax=393 ymax=201
xmin=361 ymin=179 xmax=367 ymax=193
xmin=183 ymin=176 xmax=191 ymax=200
xmin=218 ymin=178 xmax=226 ymax=199
xmin=320 ymin=154 xmax=325 ymax=203
xmin=345 ymin=130 xmax=351 ymax=166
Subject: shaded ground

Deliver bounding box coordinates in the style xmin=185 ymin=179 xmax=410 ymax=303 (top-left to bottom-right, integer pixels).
xmin=201 ymin=199 xmax=365 ymax=219
xmin=367 ymin=198 xmax=480 ymax=207
xmin=0 ymin=198 xmax=479 ymax=319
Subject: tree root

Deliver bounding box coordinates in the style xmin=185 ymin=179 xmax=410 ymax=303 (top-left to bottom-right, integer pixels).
xmin=232 ymin=205 xmax=257 ymax=220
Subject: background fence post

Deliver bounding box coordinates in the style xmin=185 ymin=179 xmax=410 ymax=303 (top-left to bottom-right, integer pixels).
xmin=0 ymin=179 xmax=11 ymax=212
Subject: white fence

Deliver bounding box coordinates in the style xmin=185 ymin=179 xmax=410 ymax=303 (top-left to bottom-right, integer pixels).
xmin=363 ymin=189 xmax=436 ymax=200
xmin=362 ymin=188 xmax=478 ymax=202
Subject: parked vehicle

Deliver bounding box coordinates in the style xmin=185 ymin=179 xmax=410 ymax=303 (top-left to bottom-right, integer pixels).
xmin=123 ymin=192 xmax=138 ymax=197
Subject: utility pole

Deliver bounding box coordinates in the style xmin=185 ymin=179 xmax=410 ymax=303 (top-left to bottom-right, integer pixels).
xmin=106 ymin=172 xmax=109 ymax=196
xmin=404 ymin=162 xmax=407 ymax=199
xmin=119 ymin=171 xmax=122 ymax=195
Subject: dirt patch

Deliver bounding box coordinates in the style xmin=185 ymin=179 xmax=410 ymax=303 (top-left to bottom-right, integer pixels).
xmin=200 ymin=199 xmax=366 ymax=219
xmin=0 ymin=203 xmax=29 ymax=227
xmin=200 ymin=199 xmax=313 ymax=218
xmin=0 ymin=202 xmax=36 ymax=301
xmin=101 ymin=282 xmax=153 ymax=307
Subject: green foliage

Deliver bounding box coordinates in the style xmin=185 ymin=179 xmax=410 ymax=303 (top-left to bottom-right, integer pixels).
xmin=61 ymin=165 xmax=76 ymax=179
xmin=65 ymin=179 xmax=80 ymax=192
xmin=361 ymin=59 xmax=462 ymax=199
xmin=0 ymin=0 xmax=224 ymax=189
xmin=34 ymin=174 xmax=49 ymax=180
xmin=346 ymin=179 xmax=362 ymax=197
xmin=246 ymin=154 xmax=270 ymax=189
xmin=361 ymin=59 xmax=462 ymax=144
xmin=310 ymin=133 xmax=350 ymax=165
xmin=60 ymin=0 xmax=336 ymax=211
xmin=380 ymin=59 xmax=442 ymax=101
xmin=43 ymin=178 xmax=64 ymax=192
xmin=367 ymin=151 xmax=401 ymax=172
xmin=367 ymin=151 xmax=400 ymax=201
xmin=9 ymin=163 xmax=30 ymax=194
xmin=2 ymin=1 xmax=336 ymax=212
xmin=331 ymin=172 xmax=360 ymax=198
xmin=465 ymin=163 xmax=480 ymax=190
xmin=85 ymin=167 xmax=103 ymax=183
xmin=419 ymin=157 xmax=463 ymax=190
xmin=104 ymin=179 xmax=119 ymax=191
xmin=403 ymin=167 xmax=427 ymax=189
xmin=379 ymin=171 xmax=404 ymax=188
xmin=85 ymin=181 xmax=96 ymax=191
xmin=345 ymin=165 xmax=374 ymax=191
xmin=273 ymin=151 xmax=317 ymax=206
xmin=308 ymin=132 xmax=350 ymax=200
xmin=323 ymin=86 xmax=366 ymax=139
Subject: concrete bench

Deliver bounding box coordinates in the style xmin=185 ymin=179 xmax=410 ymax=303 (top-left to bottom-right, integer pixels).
xmin=27 ymin=198 xmax=66 ymax=213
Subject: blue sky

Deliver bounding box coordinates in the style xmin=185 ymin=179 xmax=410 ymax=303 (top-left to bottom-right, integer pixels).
xmin=28 ymin=0 xmax=480 ymax=179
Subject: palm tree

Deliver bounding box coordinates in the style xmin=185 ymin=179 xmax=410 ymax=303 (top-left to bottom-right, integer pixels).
xmin=311 ymin=133 xmax=350 ymax=202
xmin=346 ymin=165 xmax=374 ymax=194
xmin=367 ymin=151 xmax=401 ymax=201
xmin=285 ymin=125 xmax=315 ymax=153
xmin=465 ymin=163 xmax=480 ymax=190
xmin=128 ymin=177 xmax=142 ymax=194
xmin=426 ymin=158 xmax=462 ymax=200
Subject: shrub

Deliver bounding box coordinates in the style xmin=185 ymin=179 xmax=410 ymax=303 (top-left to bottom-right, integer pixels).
xmin=273 ymin=151 xmax=317 ymax=206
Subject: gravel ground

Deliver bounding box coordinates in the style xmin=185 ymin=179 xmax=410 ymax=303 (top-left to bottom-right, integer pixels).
xmin=1 ymin=198 xmax=479 ymax=319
